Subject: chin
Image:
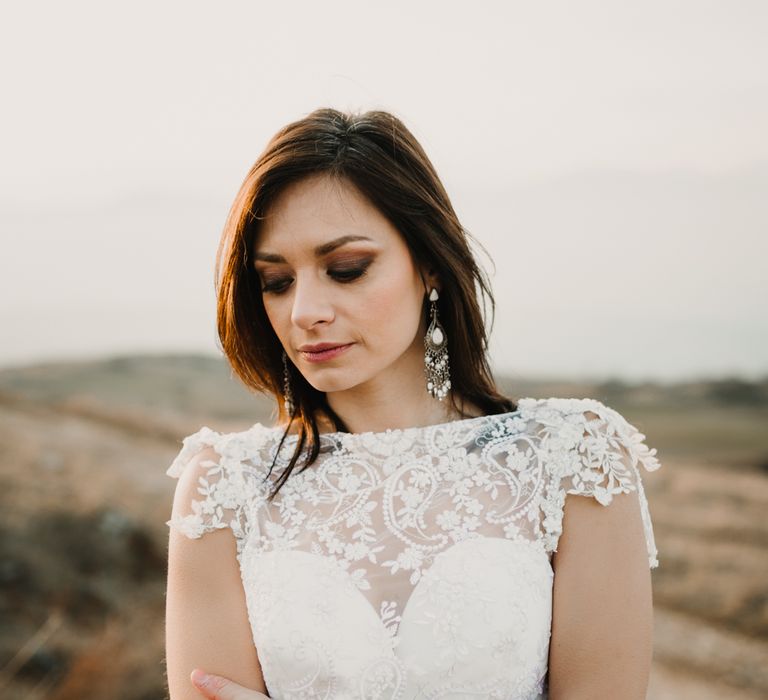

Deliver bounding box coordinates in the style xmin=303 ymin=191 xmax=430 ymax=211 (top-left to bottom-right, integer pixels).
xmin=299 ymin=352 xmax=391 ymax=394
xmin=303 ymin=372 xmax=362 ymax=394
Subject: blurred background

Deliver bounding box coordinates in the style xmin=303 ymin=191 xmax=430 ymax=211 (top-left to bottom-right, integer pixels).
xmin=0 ymin=1 xmax=766 ymax=698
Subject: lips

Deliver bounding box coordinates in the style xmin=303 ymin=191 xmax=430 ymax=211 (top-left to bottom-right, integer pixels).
xmin=298 ymin=342 xmax=350 ymax=352
xmin=298 ymin=342 xmax=355 ymax=363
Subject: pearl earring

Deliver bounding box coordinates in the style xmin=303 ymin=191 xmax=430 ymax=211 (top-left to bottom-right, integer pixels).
xmin=424 ymin=287 xmax=451 ymax=401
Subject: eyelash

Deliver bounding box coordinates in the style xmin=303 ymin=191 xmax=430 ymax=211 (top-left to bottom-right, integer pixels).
xmin=260 ymin=263 xmax=371 ymax=295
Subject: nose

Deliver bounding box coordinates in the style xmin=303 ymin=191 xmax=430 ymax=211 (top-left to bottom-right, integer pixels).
xmin=290 ymin=272 xmax=335 ymax=330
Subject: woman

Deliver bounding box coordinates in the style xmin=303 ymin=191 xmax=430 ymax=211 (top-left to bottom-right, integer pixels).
xmin=165 ymin=108 xmax=661 ymax=700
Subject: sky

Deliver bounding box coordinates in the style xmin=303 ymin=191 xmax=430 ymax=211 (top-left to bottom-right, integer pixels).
xmin=1 ymin=1 xmax=766 ymax=382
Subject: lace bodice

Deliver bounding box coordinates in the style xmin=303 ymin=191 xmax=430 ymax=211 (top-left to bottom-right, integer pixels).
xmin=166 ymin=396 xmax=661 ymax=699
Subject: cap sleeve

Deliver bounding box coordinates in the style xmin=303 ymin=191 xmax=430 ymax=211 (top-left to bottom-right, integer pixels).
xmin=165 ymin=425 xmax=268 ymax=554
xmin=538 ymin=398 xmax=662 ymax=568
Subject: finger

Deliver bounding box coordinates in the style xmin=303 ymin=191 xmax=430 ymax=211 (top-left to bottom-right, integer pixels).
xmin=191 ymin=669 xmax=231 ymax=700
xmin=190 ymin=669 xmax=267 ymax=700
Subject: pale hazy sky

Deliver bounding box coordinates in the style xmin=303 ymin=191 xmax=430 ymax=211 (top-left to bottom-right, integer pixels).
xmin=1 ymin=1 xmax=766 ymax=381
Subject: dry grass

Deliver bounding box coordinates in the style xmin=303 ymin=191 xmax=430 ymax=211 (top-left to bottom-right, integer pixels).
xmin=0 ymin=354 xmax=766 ymax=699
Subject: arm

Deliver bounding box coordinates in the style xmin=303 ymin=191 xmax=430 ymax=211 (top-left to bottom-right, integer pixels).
xmin=548 ymin=487 xmax=654 ymax=699
xmin=165 ymin=448 xmax=269 ymax=699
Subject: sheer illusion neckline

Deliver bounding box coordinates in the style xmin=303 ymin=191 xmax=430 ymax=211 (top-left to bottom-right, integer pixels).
xmin=264 ymin=401 xmax=530 ymax=443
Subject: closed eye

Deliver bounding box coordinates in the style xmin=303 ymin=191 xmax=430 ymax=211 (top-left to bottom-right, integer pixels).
xmin=260 ymin=261 xmax=372 ymax=295
xmin=329 ymin=265 xmax=369 ymax=282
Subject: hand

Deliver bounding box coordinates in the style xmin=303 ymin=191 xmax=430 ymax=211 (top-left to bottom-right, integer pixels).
xmin=191 ymin=668 xmax=270 ymax=699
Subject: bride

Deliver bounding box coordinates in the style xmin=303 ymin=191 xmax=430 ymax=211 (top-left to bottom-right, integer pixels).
xmin=165 ymin=107 xmax=661 ymax=699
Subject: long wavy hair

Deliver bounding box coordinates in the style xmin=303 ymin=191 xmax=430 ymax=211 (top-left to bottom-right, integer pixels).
xmin=215 ymin=107 xmax=516 ymax=501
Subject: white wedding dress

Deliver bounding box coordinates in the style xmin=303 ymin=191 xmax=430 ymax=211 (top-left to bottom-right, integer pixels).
xmin=166 ymin=396 xmax=661 ymax=699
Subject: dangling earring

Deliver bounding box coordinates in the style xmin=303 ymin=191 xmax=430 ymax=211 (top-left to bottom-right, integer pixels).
xmin=424 ymin=287 xmax=451 ymax=401
xmin=282 ymin=349 xmax=295 ymax=415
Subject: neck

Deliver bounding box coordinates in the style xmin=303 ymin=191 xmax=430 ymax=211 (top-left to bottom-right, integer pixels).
xmin=320 ymin=350 xmax=482 ymax=434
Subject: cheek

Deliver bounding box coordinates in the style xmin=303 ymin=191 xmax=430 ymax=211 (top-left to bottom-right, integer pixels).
xmin=357 ymin=273 xmax=423 ymax=341
xmin=262 ymin=299 xmax=289 ymax=340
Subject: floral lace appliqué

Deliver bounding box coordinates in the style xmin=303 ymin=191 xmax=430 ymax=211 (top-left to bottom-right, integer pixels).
xmin=166 ymin=397 xmax=661 ymax=699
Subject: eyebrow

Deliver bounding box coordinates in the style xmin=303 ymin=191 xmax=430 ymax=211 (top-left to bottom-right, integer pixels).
xmin=253 ymin=234 xmax=375 ymax=263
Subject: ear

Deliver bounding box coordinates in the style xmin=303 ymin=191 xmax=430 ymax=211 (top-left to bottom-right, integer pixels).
xmin=417 ymin=263 xmax=441 ymax=295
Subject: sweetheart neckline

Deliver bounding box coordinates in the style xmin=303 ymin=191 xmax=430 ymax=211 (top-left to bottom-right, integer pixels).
xmin=240 ymin=535 xmax=554 ymax=697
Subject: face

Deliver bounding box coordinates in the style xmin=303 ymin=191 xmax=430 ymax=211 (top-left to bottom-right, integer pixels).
xmin=253 ymin=173 xmax=437 ymax=397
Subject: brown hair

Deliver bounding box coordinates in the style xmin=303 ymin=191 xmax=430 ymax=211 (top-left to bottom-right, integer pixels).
xmin=215 ymin=107 xmax=516 ymax=501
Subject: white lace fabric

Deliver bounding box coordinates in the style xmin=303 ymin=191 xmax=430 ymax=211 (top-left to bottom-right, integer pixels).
xmin=166 ymin=397 xmax=661 ymax=699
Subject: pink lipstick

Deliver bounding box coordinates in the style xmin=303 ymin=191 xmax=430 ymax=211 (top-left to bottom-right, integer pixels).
xmin=299 ymin=343 xmax=354 ymax=363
